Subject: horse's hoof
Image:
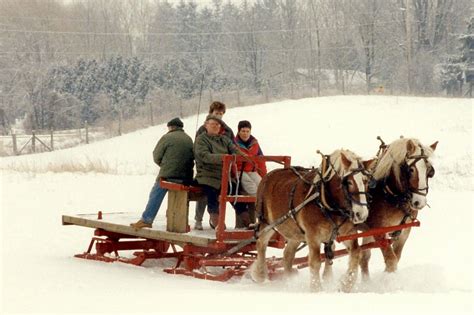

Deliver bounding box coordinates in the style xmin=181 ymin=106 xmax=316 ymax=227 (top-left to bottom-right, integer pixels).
xmin=339 ymin=279 xmax=355 ymax=293
xmin=310 ymin=284 xmax=323 ymax=292
xmin=283 ymin=268 xmax=299 ymax=278
xmin=251 ymin=274 xmax=266 ymax=283
xmin=249 ymin=265 xmax=267 ymax=283
xmin=340 ymin=272 xmax=357 ymax=292
xmin=339 ymin=284 xmax=354 ymax=293
xmin=361 ymin=273 xmax=370 ymax=283
xmin=310 ymin=280 xmax=323 ymax=292
xmin=322 ymin=269 xmax=333 ymax=282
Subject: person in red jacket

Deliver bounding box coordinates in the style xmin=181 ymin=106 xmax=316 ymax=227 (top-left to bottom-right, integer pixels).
xmin=233 ymin=120 xmax=267 ymax=228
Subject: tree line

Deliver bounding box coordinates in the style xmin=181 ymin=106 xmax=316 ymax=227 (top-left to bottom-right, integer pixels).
xmin=0 ymin=0 xmax=472 ymax=134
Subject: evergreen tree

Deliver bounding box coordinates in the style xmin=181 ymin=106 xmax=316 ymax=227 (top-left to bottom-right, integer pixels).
xmin=440 ymin=17 xmax=474 ymax=96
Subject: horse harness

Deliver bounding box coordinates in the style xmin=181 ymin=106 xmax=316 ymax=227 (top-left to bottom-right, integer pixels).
xmin=225 ymin=156 xmax=369 ymax=257
xmin=376 ymin=143 xmax=433 ymax=238
xmin=270 ymin=156 xmax=370 ymax=260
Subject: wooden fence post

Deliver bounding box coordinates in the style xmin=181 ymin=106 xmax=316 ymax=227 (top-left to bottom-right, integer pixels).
xmin=12 ymin=132 xmax=18 ymax=155
xmin=50 ymin=128 xmax=54 ymax=151
xmin=85 ymin=121 xmax=89 ymax=144
xmin=32 ymin=131 xmax=36 ymax=153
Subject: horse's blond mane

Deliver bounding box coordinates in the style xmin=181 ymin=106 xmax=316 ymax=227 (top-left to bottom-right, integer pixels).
xmin=326 ymin=149 xmax=362 ymax=176
xmin=373 ymin=138 xmax=434 ymax=184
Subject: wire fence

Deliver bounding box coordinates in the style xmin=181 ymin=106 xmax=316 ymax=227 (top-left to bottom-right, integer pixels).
xmin=0 ymin=76 xmax=428 ymax=157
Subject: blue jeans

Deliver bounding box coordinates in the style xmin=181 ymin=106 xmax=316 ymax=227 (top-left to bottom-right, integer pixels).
xmin=202 ymin=185 xmax=220 ymax=214
xmin=141 ymin=181 xmax=168 ymax=224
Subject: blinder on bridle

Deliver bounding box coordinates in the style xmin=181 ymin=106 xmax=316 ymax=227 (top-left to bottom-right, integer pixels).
xmin=427 ymin=165 xmax=435 ymax=178
xmin=404 ymin=146 xmax=434 ymax=197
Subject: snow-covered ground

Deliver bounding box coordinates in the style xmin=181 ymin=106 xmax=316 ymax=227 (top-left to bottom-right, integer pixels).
xmin=1 ymin=95 xmax=472 ymax=314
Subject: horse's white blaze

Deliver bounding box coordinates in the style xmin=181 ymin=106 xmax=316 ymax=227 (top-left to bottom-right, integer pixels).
xmin=352 ymin=172 xmax=369 ymax=224
xmin=411 ymin=159 xmax=428 ymax=209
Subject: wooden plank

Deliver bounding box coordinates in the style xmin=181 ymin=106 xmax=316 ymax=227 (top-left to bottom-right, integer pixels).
xmin=62 ymin=214 xmax=214 ymax=247
xmin=166 ymin=190 xmax=188 ymax=233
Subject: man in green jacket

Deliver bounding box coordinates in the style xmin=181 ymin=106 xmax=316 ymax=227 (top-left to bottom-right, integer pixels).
xmin=194 ymin=115 xmax=240 ymax=229
xmin=131 ymin=117 xmax=194 ymax=229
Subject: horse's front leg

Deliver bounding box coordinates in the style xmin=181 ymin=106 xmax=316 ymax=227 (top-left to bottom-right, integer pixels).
xmin=251 ymin=227 xmax=275 ymax=283
xmin=322 ymin=242 xmax=335 ymax=282
xmin=340 ymin=239 xmax=361 ymax=292
xmin=283 ymin=240 xmax=300 ymax=277
xmin=307 ymin=239 xmax=323 ymax=292
xmin=360 ymin=236 xmax=373 ymax=281
xmin=392 ymin=227 xmax=411 ymax=262
xmin=380 ymin=244 xmax=398 ymax=273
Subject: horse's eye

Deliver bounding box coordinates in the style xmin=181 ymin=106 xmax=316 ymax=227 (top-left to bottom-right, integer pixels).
xmin=409 ymin=167 xmax=415 ymax=173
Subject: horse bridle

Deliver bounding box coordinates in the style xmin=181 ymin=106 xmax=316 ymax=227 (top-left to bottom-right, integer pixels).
xmin=322 ymin=156 xmax=373 ymax=215
xmin=342 ymin=164 xmax=376 ymax=208
xmin=403 ymin=145 xmax=435 ymax=197
xmin=319 ymin=156 xmax=373 ymax=261
xmin=374 ymin=139 xmax=434 ymax=202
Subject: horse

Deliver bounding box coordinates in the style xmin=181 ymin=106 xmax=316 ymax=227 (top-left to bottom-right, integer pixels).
xmin=251 ymin=149 xmax=375 ymax=292
xmin=359 ymin=137 xmax=438 ymax=279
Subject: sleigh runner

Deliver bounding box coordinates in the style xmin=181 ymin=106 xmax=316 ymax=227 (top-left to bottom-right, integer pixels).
xmin=62 ymin=154 xmax=422 ymax=282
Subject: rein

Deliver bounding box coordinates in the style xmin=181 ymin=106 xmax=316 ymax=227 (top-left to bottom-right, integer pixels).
xmin=373 ymin=137 xmax=432 ymax=237
xmin=405 ymin=145 xmax=431 ymax=197
xmin=227 ymin=154 xmax=369 ymax=258
xmin=225 ymin=187 xmax=319 ymax=256
xmin=374 ymin=139 xmax=431 ymax=206
xmin=319 ymin=154 xmax=371 ymax=216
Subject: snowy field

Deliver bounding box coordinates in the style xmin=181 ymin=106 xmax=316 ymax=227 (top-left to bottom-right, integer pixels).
xmin=1 ymin=95 xmax=472 ymax=314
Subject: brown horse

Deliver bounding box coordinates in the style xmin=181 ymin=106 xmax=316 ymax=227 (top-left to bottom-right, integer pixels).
xmin=360 ymin=138 xmax=438 ymax=279
xmin=251 ymin=149 xmax=375 ymax=292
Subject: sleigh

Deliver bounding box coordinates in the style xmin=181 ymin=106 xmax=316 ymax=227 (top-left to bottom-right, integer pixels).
xmin=62 ymin=155 xmax=420 ymax=281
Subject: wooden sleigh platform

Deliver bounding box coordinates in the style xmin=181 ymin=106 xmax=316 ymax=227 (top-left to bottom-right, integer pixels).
xmin=62 ymin=155 xmax=421 ymax=281
xmin=62 ymin=212 xmax=217 ymax=247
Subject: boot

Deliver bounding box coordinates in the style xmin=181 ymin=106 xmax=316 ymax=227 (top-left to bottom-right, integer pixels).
xmin=209 ymin=213 xmax=220 ymax=230
xmin=235 ymin=214 xmax=245 ymax=229
xmin=234 ymin=203 xmax=246 ymax=228
xmin=247 ymin=203 xmax=256 ymax=224
xmin=194 ymin=220 xmax=203 ymax=231
xmin=236 ymin=211 xmax=251 ymax=229
xmin=130 ymin=219 xmax=152 ymax=230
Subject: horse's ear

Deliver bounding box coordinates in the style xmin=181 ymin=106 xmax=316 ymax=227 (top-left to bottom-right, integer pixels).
xmin=363 ymin=158 xmax=377 ymax=172
xmin=406 ymin=139 xmax=416 ymax=155
xmin=340 ymin=152 xmax=352 ymax=169
xmin=430 ymin=141 xmax=438 ymax=151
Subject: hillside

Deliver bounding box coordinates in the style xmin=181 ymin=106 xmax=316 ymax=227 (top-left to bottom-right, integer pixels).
xmin=1 ymin=95 xmax=472 ymax=314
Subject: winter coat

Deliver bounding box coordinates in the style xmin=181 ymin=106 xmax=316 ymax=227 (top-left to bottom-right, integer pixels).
xmin=196 ymin=120 xmax=235 ymax=140
xmin=234 ymin=135 xmax=267 ymax=177
xmin=194 ymin=132 xmax=238 ymax=190
xmin=153 ymin=128 xmax=194 ymax=182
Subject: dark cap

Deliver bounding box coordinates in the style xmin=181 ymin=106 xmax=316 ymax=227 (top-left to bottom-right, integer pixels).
xmin=167 ymin=117 xmax=184 ymax=128
xmin=238 ymin=120 xmax=252 ymax=130
xmin=205 ymin=114 xmax=224 ymax=126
